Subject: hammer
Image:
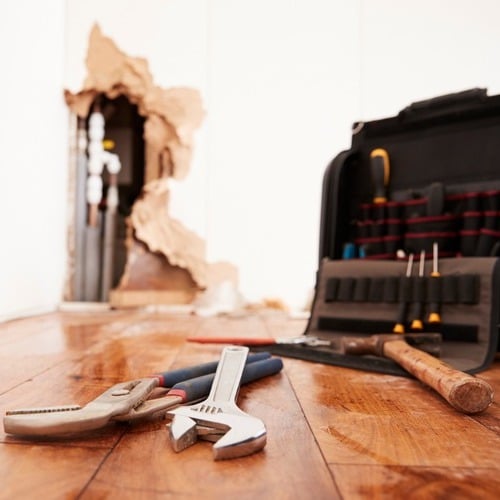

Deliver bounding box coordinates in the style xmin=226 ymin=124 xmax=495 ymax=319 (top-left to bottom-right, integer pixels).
xmin=342 ymin=334 xmax=494 ymax=414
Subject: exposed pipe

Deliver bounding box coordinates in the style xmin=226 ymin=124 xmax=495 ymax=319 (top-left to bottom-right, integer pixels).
xmin=101 ymin=152 xmax=121 ymax=301
xmin=83 ymin=107 xmax=105 ymax=301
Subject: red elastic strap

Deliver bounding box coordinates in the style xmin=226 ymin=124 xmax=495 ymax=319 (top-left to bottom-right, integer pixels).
xmin=151 ymin=374 xmax=164 ymax=386
xmin=167 ymin=388 xmax=187 ymax=402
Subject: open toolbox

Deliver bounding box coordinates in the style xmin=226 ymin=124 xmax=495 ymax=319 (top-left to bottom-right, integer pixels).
xmin=281 ymin=89 xmax=500 ymax=375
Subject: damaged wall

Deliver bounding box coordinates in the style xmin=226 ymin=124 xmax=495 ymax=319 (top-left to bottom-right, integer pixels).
xmin=65 ymin=24 xmax=204 ymax=182
xmin=65 ymin=25 xmax=236 ymax=305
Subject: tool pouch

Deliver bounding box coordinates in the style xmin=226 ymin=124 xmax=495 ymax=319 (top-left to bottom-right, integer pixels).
xmin=270 ymin=89 xmax=500 ymax=375
xmin=298 ymin=257 xmax=500 ymax=375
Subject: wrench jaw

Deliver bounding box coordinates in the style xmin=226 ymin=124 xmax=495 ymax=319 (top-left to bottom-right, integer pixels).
xmin=168 ymin=415 xmax=198 ymax=452
xmin=212 ymin=416 xmax=267 ymax=461
xmin=167 ymin=407 xmax=267 ymax=460
xmin=214 ymin=432 xmax=267 ymax=460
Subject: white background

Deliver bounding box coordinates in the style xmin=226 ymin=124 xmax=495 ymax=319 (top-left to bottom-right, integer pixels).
xmin=2 ymin=0 xmax=500 ymax=320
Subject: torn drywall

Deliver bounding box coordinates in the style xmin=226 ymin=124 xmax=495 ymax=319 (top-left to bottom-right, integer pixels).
xmin=65 ymin=24 xmax=237 ymax=305
xmin=65 ymin=24 xmax=203 ymax=180
xmin=127 ymin=178 xmax=208 ymax=288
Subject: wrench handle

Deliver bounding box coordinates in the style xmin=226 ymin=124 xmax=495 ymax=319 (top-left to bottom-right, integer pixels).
xmin=207 ymin=346 xmax=249 ymax=404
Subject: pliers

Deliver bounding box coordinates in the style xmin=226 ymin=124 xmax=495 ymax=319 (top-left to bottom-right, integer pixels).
xmin=3 ymin=352 xmax=282 ymax=437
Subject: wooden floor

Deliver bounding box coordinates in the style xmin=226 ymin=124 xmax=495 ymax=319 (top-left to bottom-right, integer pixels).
xmin=0 ymin=309 xmax=499 ymax=499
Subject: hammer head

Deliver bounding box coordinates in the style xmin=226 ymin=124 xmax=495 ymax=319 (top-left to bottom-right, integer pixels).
xmin=168 ymin=406 xmax=267 ymax=460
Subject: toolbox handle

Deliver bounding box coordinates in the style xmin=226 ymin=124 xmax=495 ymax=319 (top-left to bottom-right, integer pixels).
xmin=399 ymin=88 xmax=487 ymax=119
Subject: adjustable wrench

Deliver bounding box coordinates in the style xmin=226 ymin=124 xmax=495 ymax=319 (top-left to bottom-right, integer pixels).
xmin=167 ymin=345 xmax=267 ymax=460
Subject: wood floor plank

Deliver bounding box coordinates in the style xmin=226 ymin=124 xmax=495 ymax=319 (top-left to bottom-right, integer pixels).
xmin=0 ymin=354 xmax=69 ymax=394
xmin=284 ymin=359 xmax=500 ymax=467
xmin=473 ymin=358 xmax=500 ymax=433
xmin=1 ymin=310 xmax=498 ymax=497
xmin=0 ymin=442 xmax=110 ymax=499
xmin=331 ymin=464 xmax=500 ymax=499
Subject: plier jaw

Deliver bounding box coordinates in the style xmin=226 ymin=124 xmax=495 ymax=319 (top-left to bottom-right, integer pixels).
xmin=4 ymin=378 xmax=159 ymax=437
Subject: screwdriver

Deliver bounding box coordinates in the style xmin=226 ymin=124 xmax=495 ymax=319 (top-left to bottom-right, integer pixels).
xmin=410 ymin=250 xmax=426 ymax=331
xmin=393 ymin=253 xmax=414 ymax=334
xmin=427 ymin=242 xmax=442 ymax=324
xmin=370 ymin=148 xmax=390 ymax=204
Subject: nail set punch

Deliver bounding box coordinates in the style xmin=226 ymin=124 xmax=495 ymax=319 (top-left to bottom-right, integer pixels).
xmin=187 ymin=335 xmax=331 ymax=347
xmin=3 ymin=349 xmax=283 ymax=456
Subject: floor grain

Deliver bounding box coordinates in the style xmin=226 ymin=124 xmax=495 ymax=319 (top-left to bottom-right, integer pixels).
xmin=0 ymin=311 xmax=498 ymax=499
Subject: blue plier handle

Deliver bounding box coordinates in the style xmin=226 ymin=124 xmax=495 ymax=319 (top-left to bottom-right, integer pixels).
xmin=3 ymin=352 xmax=283 ymax=437
xmin=154 ymin=351 xmax=270 ymax=387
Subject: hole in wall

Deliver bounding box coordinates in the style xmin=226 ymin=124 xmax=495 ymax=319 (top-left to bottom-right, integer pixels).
xmin=93 ymin=94 xmax=145 ymax=288
xmin=64 ymin=24 xmax=237 ymax=307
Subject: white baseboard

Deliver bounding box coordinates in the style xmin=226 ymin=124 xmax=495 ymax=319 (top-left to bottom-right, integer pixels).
xmin=58 ymin=301 xmax=111 ymax=312
xmin=0 ymin=304 xmax=58 ymax=324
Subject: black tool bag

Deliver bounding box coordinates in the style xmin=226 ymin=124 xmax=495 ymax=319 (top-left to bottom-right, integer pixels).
xmin=276 ymin=88 xmax=500 ymax=375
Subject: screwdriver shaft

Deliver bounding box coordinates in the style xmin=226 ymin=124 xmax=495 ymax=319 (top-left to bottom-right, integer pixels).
xmin=393 ymin=254 xmax=414 ymax=334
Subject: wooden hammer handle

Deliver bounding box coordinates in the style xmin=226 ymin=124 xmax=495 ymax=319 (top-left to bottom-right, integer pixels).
xmin=383 ymin=339 xmax=493 ymax=413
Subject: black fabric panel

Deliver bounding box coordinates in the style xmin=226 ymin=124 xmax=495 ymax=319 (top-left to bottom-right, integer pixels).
xmin=250 ymin=345 xmax=410 ymax=377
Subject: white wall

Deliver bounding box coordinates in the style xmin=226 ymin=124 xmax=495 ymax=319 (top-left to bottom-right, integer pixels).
xmin=0 ymin=0 xmax=68 ymax=321
xmin=359 ymin=0 xmax=500 ymax=119
xmin=64 ymin=0 xmax=360 ymax=310
xmin=2 ymin=0 xmax=500 ymax=318
xmin=204 ymin=0 xmax=360 ymax=307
